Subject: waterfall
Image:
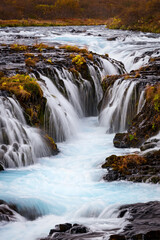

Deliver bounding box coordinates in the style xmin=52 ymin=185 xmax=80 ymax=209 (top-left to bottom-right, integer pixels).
xmin=34 ymin=56 xmax=125 ymax=141
xmin=137 ymin=90 xmax=146 ymax=114
xmin=0 ymin=96 xmax=52 ymax=168
xmin=38 ymin=73 xmax=80 ymax=142
xmin=99 ymin=78 xmax=139 ymax=133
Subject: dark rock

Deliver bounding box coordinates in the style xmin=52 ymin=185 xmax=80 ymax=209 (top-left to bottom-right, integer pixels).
xmin=102 ymin=150 xmax=160 ymax=183
xmin=55 ymin=223 xmax=72 ymax=233
xmin=109 ymin=235 xmax=126 ymax=240
xmin=12 ymin=142 xmax=19 ymax=151
xmin=1 ymin=145 xmax=8 ymax=152
xmin=107 ymin=37 xmax=117 ymax=41
xmin=140 ymin=143 xmax=157 ymax=151
xmin=69 ymin=225 xmax=88 ymax=234
xmin=42 ymin=223 xmax=89 ymax=240
xmin=113 ymin=133 xmax=130 ymax=148
xmin=0 ymin=200 xmax=21 ymax=222
xmin=109 ymin=201 xmax=160 ymax=240
xmin=0 ymin=164 xmax=4 ymax=171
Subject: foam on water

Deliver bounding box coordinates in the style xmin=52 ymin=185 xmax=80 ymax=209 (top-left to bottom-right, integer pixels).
xmin=0 ymin=117 xmax=160 ymax=240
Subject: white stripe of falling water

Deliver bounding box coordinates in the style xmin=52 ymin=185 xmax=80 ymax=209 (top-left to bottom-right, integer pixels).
xmin=137 ymin=90 xmax=146 ymax=114
xmin=99 ymin=79 xmax=131 ymax=132
xmin=119 ymin=80 xmax=137 ymax=131
xmin=38 ymin=73 xmax=79 ymax=142
xmin=54 ymin=67 xmax=83 ymax=117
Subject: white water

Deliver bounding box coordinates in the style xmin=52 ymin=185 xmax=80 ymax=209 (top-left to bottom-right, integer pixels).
xmin=0 ymin=96 xmax=51 ymax=168
xmin=0 ymin=26 xmax=160 ymax=239
xmin=99 ymin=78 xmax=138 ymax=132
xmin=0 ymin=117 xmax=160 ymax=240
xmin=1 ymin=26 xmax=159 ymax=72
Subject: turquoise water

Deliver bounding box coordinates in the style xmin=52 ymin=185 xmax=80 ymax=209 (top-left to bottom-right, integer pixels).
xmin=0 ymin=117 xmax=160 ymax=240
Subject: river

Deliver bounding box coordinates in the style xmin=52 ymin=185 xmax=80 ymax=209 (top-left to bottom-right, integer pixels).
xmin=0 ymin=26 xmax=160 ymax=240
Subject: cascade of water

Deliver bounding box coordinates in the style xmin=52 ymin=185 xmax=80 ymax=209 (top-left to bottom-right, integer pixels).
xmin=99 ymin=79 xmax=138 ymax=133
xmin=0 ymin=96 xmax=52 ymax=168
xmin=38 ymin=73 xmax=80 ymax=142
xmin=36 ymin=56 xmax=125 ymax=141
xmin=53 ymin=68 xmax=83 ymax=117
xmin=137 ymin=90 xmax=146 ymax=114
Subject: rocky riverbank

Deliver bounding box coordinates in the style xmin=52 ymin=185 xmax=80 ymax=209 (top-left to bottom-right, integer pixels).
xmin=102 ymin=58 xmax=160 ymax=184
xmin=38 ymin=201 xmax=160 ymax=240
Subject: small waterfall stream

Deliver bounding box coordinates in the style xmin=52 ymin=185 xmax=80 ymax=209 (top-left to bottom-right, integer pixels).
xmin=99 ymin=78 xmax=142 ymax=133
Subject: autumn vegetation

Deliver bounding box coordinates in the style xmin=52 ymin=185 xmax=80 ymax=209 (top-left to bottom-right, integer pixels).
xmin=0 ymin=0 xmax=159 ymax=32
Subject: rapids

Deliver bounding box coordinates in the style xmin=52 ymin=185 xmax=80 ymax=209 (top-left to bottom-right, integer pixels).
xmin=0 ymin=25 xmax=160 ymax=72
xmin=0 ymin=26 xmax=160 ymax=239
xmin=0 ymin=117 xmax=160 ymax=240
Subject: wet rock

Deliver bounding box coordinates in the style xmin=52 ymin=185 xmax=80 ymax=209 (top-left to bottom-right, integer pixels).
xmin=12 ymin=142 xmax=19 ymax=151
xmin=107 ymin=37 xmax=117 ymax=41
xmin=0 ymin=149 xmax=4 ymax=159
xmin=0 ymin=164 xmax=4 ymax=171
xmin=1 ymin=144 xmax=8 ymax=152
xmin=102 ymin=150 xmax=160 ymax=183
xmin=69 ymin=224 xmax=88 ymax=234
xmin=0 ymin=200 xmax=21 ymax=222
xmin=113 ymin=133 xmax=130 ymax=148
xmin=107 ymin=58 xmax=160 ymax=149
xmin=112 ymin=201 xmax=160 ymax=240
xmin=50 ymin=223 xmax=72 ymax=234
xmin=41 ymin=223 xmax=89 ymax=240
xmin=109 ymin=235 xmax=125 ymax=240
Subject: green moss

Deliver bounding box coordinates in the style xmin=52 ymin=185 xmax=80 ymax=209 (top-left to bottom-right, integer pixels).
xmin=129 ymin=134 xmax=134 ymax=141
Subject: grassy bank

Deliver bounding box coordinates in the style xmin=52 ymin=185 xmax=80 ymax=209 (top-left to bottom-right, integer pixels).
xmin=0 ymin=19 xmax=107 ymax=27
xmin=106 ymin=17 xmax=160 ymax=33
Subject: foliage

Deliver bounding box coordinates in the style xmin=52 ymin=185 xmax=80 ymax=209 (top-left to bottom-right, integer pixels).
xmin=0 ymin=0 xmax=159 ymax=32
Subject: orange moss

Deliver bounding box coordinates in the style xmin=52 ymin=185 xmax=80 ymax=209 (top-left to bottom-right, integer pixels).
xmin=103 ymin=154 xmax=146 ymax=175
xmin=10 ymin=44 xmax=28 ymax=51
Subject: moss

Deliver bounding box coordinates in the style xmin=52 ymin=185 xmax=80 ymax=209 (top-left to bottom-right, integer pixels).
xmin=103 ymin=154 xmax=146 ymax=175
xmin=71 ymin=54 xmax=86 ymax=69
xmin=33 ymin=43 xmax=55 ymax=52
xmin=10 ymin=44 xmax=28 ymax=51
xmin=60 ymin=45 xmax=88 ymax=54
xmin=146 ymin=84 xmax=160 ymax=112
xmin=0 ymin=71 xmax=4 ymax=79
xmin=25 ymin=58 xmax=37 ymax=67
xmin=0 ymin=74 xmax=43 ymax=104
xmin=0 ymin=74 xmax=44 ymax=126
xmin=87 ymin=53 xmax=93 ymax=61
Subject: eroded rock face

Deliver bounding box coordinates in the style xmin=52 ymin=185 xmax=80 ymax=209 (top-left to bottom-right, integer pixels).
xmin=112 ymin=58 xmax=160 ymax=148
xmin=109 ymin=201 xmax=160 ymax=240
